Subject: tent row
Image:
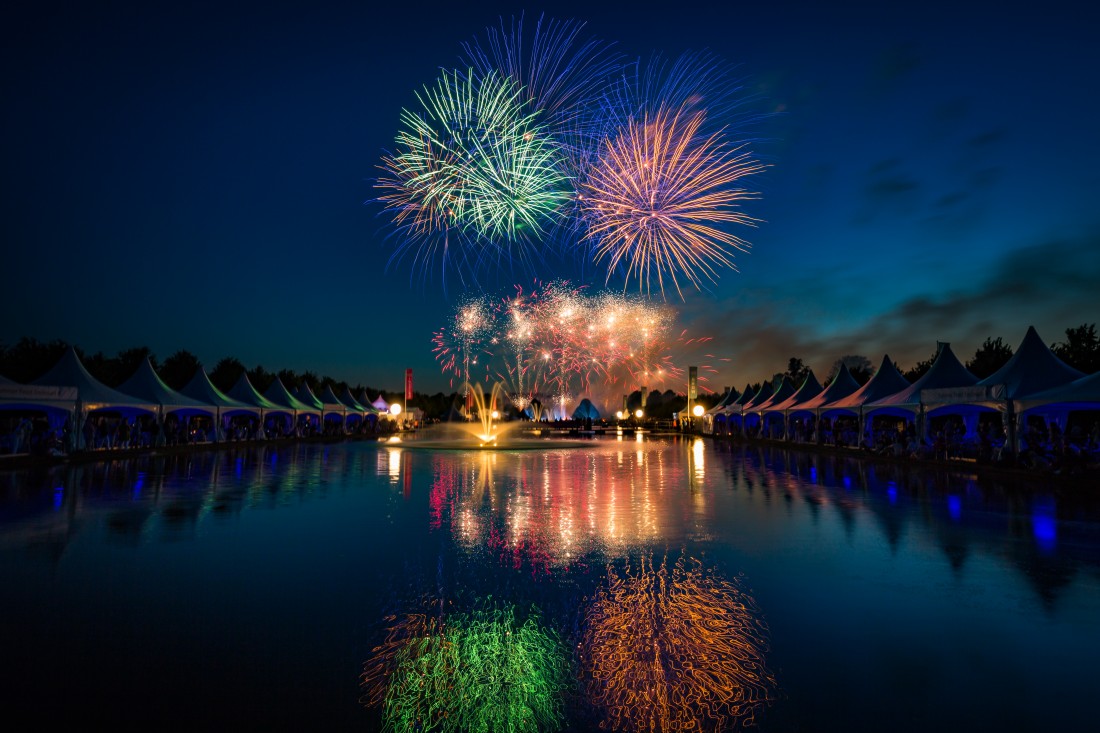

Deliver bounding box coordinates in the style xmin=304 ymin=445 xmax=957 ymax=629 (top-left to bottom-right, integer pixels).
xmin=704 ymin=326 xmax=1100 ymax=451
xmin=0 ymin=347 xmax=397 ymax=451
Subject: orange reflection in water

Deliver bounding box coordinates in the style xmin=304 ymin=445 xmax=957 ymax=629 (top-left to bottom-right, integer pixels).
xmin=581 ymin=554 xmax=776 ymax=731
xmin=426 ymin=443 xmax=708 ymax=569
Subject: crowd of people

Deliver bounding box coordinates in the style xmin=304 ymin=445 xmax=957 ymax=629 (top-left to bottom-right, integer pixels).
xmin=0 ymin=410 xmax=400 ymax=460
xmin=711 ymin=413 xmax=1100 ymax=477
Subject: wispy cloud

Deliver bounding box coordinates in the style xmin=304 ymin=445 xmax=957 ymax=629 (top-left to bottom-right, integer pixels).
xmin=682 ymin=230 xmax=1100 ymax=383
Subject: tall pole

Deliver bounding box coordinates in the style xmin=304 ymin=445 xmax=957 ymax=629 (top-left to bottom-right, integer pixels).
xmin=687 ymin=366 xmax=698 ymax=432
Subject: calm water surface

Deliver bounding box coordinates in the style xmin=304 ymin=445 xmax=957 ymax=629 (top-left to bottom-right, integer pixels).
xmin=1 ymin=432 xmax=1098 ymax=731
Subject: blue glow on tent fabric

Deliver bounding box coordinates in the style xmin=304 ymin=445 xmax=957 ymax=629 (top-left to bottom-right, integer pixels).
xmin=886 ymin=481 xmax=897 ymax=504
xmin=1031 ymin=498 xmax=1057 ymax=554
xmin=235 ymin=457 xmax=243 ymax=478
xmin=947 ymin=495 xmax=962 ymax=522
xmin=842 ymin=475 xmax=851 ymax=490
xmin=810 ymin=466 xmax=817 ymax=483
xmin=53 ymin=487 xmax=63 ymax=510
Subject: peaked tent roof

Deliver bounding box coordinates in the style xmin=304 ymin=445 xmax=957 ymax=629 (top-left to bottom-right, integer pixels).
xmin=319 ymin=385 xmax=350 ymax=412
xmin=371 ymin=395 xmax=390 ymax=411
xmin=798 ymin=365 xmax=861 ymax=411
xmin=340 ymin=387 xmax=369 ymax=412
xmin=572 ymin=398 xmax=600 ymax=420
xmin=180 ymin=367 xmax=257 ymax=413
xmin=828 ymin=355 xmax=911 ymax=412
xmin=753 ymin=376 xmax=797 ymax=413
xmin=869 ymin=342 xmax=978 ymax=409
xmin=743 ymin=381 xmax=775 ymax=410
xmin=32 ymin=346 xmax=156 ymax=413
xmin=117 ymin=358 xmax=214 ymax=414
xmin=226 ymin=373 xmax=281 ymax=410
xmin=264 ymin=377 xmax=317 ymax=413
xmin=978 ymin=326 xmax=1084 ymax=399
xmin=1019 ymin=369 xmax=1100 ymax=410
xmin=720 ymin=384 xmax=758 ymax=415
xmin=770 ymin=371 xmax=824 ymax=412
xmin=706 ymin=386 xmax=741 ymax=415
xmin=293 ymin=383 xmax=324 ymax=410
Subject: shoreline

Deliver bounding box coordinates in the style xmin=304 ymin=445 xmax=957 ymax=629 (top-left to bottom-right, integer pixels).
xmin=0 ymin=432 xmax=391 ymax=470
xmin=2 ymin=426 xmax=1096 ymax=493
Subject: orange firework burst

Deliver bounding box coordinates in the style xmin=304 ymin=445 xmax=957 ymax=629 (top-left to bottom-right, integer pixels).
xmin=579 ymin=106 xmax=764 ymax=299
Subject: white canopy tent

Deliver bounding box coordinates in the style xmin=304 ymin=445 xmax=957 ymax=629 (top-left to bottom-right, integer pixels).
xmin=30 ymin=347 xmax=157 ymax=451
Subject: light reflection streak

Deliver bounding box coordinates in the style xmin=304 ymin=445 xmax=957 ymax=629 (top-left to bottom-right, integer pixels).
xmin=425 ymin=444 xmax=704 ymax=571
xmin=580 ymin=554 xmax=776 ymax=730
xmin=386 ymin=448 xmax=402 ymax=484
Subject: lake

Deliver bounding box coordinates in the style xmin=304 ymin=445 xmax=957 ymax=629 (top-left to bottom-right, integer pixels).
xmin=1 ymin=432 xmax=1098 ymax=731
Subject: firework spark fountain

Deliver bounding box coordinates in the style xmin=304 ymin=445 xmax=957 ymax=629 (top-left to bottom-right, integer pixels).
xmin=434 ymin=281 xmax=722 ymax=415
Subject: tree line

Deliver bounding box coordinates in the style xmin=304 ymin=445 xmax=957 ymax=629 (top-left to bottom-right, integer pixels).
xmin=2 ymin=323 xmax=1096 ymax=419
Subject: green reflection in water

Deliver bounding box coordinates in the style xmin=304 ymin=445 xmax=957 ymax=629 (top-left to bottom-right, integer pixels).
xmin=362 ymin=602 xmax=570 ymax=732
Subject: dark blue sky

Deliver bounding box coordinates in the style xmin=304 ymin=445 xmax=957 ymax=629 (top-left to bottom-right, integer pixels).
xmin=3 ymin=0 xmax=1097 ymax=393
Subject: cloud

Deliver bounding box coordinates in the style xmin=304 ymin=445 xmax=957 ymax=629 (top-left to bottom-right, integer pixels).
xmin=682 ymin=229 xmax=1100 ymax=383
xmin=842 ymin=230 xmax=1100 ymax=367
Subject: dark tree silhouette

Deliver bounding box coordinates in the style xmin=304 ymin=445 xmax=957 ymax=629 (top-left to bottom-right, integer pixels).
xmin=160 ymin=350 xmax=200 ymax=390
xmin=1051 ymin=323 xmax=1100 ymax=373
xmin=966 ymin=337 xmax=1014 ymax=379
xmin=903 ymin=351 xmax=938 ymax=382
xmin=85 ymin=346 xmax=156 ymax=387
xmin=245 ymin=365 xmax=275 ymax=393
xmin=828 ymin=355 xmax=873 ymax=386
xmin=209 ymin=357 xmax=246 ymax=392
xmin=784 ymin=357 xmax=811 ymax=385
xmin=0 ymin=337 xmax=69 ymax=382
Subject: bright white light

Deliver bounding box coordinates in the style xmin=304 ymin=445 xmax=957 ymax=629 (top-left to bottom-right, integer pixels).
xmin=635 ymin=409 xmax=644 ymax=418
xmin=616 ymin=411 xmax=624 ymax=419
xmin=693 ymin=405 xmax=705 ymax=417
xmin=390 ymin=403 xmax=402 ymax=416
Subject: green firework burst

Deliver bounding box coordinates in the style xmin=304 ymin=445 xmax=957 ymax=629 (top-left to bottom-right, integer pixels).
xmin=378 ymin=70 xmax=569 ymax=257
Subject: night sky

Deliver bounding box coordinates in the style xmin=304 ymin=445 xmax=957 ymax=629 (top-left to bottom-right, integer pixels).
xmin=3 ymin=0 xmax=1097 ymax=394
